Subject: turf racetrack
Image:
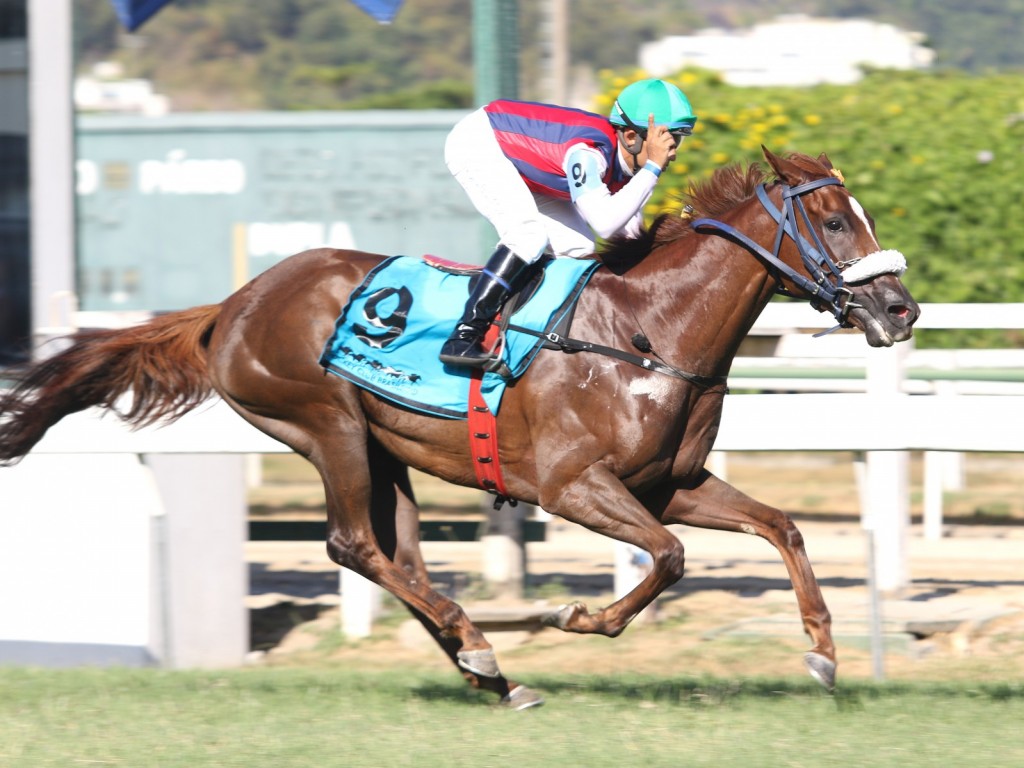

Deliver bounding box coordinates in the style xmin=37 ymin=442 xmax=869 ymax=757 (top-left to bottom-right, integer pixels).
xmin=2 ymin=667 xmax=1021 ymax=767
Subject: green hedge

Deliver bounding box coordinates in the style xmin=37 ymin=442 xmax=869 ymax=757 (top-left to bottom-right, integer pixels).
xmin=597 ymin=67 xmax=1024 ymax=309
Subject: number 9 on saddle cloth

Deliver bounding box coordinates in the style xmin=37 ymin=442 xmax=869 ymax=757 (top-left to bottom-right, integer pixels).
xmin=319 ymin=255 xmax=599 ymax=419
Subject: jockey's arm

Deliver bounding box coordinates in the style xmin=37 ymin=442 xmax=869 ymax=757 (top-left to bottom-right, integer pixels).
xmin=565 ymin=144 xmax=660 ymax=240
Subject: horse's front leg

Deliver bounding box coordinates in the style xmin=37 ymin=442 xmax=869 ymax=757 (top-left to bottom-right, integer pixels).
xmin=538 ymin=464 xmax=687 ymax=637
xmin=651 ymin=469 xmax=837 ymax=690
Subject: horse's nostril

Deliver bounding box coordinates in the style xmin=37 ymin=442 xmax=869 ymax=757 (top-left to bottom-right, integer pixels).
xmin=889 ymin=304 xmax=911 ymax=320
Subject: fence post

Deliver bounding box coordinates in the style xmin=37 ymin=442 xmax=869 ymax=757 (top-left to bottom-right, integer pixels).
xmin=481 ymin=498 xmax=526 ymax=598
xmin=340 ymin=568 xmax=381 ymax=638
xmin=864 ymin=341 xmax=912 ymax=593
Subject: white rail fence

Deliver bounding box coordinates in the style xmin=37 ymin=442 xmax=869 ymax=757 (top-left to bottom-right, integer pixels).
xmin=1 ymin=303 xmax=1021 ymax=664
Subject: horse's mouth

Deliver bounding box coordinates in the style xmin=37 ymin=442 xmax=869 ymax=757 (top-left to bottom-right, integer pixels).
xmin=848 ymin=300 xmax=918 ymax=347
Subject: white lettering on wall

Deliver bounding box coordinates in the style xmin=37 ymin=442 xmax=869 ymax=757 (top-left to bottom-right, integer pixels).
xmin=138 ymin=149 xmax=246 ymax=195
xmin=76 ymin=160 xmax=100 ymax=195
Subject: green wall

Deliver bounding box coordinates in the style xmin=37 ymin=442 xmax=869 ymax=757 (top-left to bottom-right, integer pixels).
xmin=76 ymin=111 xmax=488 ymax=311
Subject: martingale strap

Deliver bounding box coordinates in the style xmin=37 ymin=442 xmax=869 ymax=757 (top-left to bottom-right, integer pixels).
xmin=507 ymin=324 xmax=727 ymax=389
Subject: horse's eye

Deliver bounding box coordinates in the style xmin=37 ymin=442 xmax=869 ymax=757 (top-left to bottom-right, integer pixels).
xmin=824 ymin=218 xmax=844 ymax=233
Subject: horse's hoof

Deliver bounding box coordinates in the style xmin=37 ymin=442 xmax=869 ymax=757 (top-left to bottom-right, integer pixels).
xmin=457 ymin=648 xmax=501 ymax=678
xmin=541 ymin=602 xmax=584 ymax=630
xmin=500 ymin=685 xmax=545 ymax=711
xmin=804 ymin=651 xmax=837 ymax=692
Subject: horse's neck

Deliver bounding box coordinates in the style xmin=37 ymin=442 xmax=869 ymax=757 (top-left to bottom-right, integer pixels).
xmin=631 ymin=228 xmax=778 ymax=375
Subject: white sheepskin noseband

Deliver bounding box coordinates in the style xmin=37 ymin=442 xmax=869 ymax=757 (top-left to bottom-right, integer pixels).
xmin=841 ymin=249 xmax=907 ymax=283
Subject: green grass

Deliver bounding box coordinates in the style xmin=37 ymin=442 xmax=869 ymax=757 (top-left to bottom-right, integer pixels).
xmin=2 ymin=667 xmax=1023 ymax=767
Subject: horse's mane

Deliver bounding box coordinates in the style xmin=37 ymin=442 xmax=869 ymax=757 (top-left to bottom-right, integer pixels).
xmin=599 ymin=153 xmax=825 ymax=270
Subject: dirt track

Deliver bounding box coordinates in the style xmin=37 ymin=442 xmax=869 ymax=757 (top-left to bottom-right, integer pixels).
xmin=245 ymin=514 xmax=1024 ymax=684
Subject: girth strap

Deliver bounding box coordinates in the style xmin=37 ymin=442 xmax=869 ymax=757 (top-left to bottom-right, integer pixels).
xmin=468 ymin=322 xmax=514 ymax=508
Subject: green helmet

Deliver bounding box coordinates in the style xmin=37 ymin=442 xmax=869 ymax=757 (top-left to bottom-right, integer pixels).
xmin=609 ymin=79 xmax=697 ymax=135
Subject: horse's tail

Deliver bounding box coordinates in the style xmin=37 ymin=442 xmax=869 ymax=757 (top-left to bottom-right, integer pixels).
xmin=0 ymin=303 xmax=222 ymax=465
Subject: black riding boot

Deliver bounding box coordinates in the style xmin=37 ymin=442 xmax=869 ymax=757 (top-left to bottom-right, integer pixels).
xmin=439 ymin=246 xmax=532 ymax=368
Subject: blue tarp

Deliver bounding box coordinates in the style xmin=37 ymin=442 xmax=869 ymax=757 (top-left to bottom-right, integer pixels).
xmin=109 ymin=0 xmax=175 ymax=32
xmin=110 ymin=0 xmax=405 ymax=31
xmin=349 ymin=0 xmax=406 ymax=23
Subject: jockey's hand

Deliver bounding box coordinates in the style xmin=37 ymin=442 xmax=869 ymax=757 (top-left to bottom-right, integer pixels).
xmin=645 ymin=113 xmax=677 ymax=171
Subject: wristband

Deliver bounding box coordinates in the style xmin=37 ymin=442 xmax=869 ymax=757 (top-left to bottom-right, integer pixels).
xmin=643 ymin=160 xmax=662 ymax=178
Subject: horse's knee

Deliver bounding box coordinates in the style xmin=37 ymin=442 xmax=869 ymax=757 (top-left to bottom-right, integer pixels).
xmin=656 ymin=538 xmax=686 ymax=582
xmin=325 ymin=531 xmax=376 ymax=575
xmin=774 ymin=513 xmax=805 ymax=549
xmin=757 ymin=509 xmax=804 ymax=549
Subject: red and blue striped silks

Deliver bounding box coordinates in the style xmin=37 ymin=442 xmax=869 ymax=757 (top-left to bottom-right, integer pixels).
xmin=483 ymin=100 xmax=627 ymax=199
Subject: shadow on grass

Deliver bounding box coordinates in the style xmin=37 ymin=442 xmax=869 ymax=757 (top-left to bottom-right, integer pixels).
xmin=410 ymin=675 xmax=1024 ymax=708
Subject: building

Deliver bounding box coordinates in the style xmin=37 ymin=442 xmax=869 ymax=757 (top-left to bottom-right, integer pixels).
xmin=75 ymin=62 xmax=170 ymax=116
xmin=640 ymin=14 xmax=934 ymax=87
xmin=0 ymin=2 xmax=29 ymax=364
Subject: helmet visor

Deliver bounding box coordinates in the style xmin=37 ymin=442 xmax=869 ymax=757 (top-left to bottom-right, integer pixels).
xmin=614 ymin=99 xmax=694 ymax=145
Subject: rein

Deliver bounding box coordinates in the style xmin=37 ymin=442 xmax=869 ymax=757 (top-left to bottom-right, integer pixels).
xmin=692 ymin=176 xmax=856 ymax=332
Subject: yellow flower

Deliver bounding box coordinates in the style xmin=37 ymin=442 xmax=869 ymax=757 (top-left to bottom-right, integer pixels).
xmin=804 ymin=114 xmax=822 ymax=126
xmin=891 ymin=207 xmax=907 ymax=217
xmin=885 ymin=103 xmax=903 ymax=116
xmin=711 ymin=152 xmax=730 ymax=164
xmin=910 ymin=154 xmax=925 ymax=165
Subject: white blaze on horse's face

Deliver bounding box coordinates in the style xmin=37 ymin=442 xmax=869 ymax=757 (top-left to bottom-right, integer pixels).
xmin=847 ymin=195 xmax=881 ymax=252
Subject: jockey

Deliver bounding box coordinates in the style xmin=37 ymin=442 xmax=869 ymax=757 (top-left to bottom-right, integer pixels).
xmin=439 ymin=78 xmax=698 ymax=368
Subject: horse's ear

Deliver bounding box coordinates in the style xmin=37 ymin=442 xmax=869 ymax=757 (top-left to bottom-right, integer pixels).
xmin=761 ymin=145 xmax=802 ymax=184
xmin=817 ymin=152 xmax=834 ymax=170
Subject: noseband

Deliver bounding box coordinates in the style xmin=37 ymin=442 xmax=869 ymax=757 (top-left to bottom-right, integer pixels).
xmin=693 ymin=176 xmax=867 ymax=332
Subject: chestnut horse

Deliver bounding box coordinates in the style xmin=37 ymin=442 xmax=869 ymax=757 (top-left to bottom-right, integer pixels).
xmin=0 ymin=148 xmax=918 ymax=708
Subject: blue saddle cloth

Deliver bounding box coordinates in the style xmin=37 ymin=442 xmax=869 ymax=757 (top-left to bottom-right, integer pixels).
xmin=319 ymin=255 xmax=600 ymax=419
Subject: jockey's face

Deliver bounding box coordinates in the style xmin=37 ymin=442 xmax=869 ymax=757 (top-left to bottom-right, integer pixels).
xmin=619 ymin=128 xmax=679 ymax=171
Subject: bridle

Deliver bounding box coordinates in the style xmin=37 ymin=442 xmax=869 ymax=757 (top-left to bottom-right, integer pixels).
xmin=692 ymin=176 xmax=884 ymax=333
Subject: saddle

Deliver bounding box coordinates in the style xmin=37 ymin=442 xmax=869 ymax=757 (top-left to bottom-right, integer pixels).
xmin=319 ymin=254 xmax=601 ymax=419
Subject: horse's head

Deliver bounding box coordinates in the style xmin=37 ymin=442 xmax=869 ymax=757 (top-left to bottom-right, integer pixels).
xmin=759 ymin=147 xmax=920 ymax=346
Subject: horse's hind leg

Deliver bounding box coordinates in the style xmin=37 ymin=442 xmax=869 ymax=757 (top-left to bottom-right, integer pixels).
xmin=654 ymin=470 xmax=837 ymax=691
xmin=314 ymin=433 xmax=536 ymax=706
xmin=369 ymin=454 xmax=542 ymax=709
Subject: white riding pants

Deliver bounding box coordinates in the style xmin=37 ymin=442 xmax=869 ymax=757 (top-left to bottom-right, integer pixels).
xmin=445 ymin=108 xmax=598 ymax=262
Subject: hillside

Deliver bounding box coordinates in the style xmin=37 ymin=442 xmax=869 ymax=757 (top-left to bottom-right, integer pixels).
xmin=74 ymin=0 xmax=1024 ymax=111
